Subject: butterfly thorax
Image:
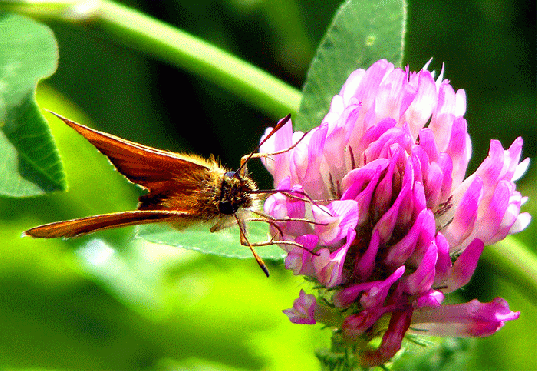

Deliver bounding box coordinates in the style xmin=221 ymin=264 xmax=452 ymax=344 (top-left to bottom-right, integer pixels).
xmin=137 ymin=162 xmax=258 ymax=223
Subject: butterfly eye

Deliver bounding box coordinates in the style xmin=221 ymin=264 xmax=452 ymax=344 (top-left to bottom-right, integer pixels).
xmin=218 ymin=200 xmax=236 ymax=215
xmin=224 ymin=171 xmax=236 ymax=179
xmin=225 ymin=171 xmax=243 ymax=181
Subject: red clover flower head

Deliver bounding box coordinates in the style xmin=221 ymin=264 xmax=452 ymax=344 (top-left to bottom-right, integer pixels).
xmin=260 ymin=59 xmax=529 ymax=366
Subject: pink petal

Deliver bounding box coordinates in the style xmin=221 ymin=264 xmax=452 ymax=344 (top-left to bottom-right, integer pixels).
xmin=373 ymin=180 xmax=411 ymax=243
xmin=361 ymin=310 xmax=413 ymax=367
xmin=291 ymin=124 xmax=328 ymax=199
xmin=433 ymin=232 xmax=452 ymax=285
xmin=341 ymin=159 xmax=389 ymax=200
xmin=411 ymin=298 xmax=519 ymax=337
xmin=360 ymin=266 xmax=406 ymax=309
xmin=413 ymin=290 xmax=444 ymax=309
xmin=446 ymin=117 xmax=471 ymax=186
xmin=443 ymin=176 xmax=483 ymax=252
xmin=260 ymin=116 xmax=295 ymax=183
xmin=404 ymin=69 xmax=438 ymax=137
xmin=313 ymin=200 xmax=359 ymax=245
xmin=285 ymin=235 xmax=319 ymax=276
xmin=342 ymin=308 xmax=388 ymax=341
xmin=354 ymin=229 xmax=380 ymax=281
xmin=333 ymin=266 xmax=405 ymax=309
xmin=283 ymin=289 xmax=317 ymax=324
xmin=401 ymin=242 xmax=438 ymax=294
xmin=509 ymin=211 xmax=531 ymax=234
xmin=385 ymin=208 xmax=435 ymax=268
xmin=313 ymin=232 xmax=353 ymax=288
xmin=444 ymin=238 xmax=484 ymax=293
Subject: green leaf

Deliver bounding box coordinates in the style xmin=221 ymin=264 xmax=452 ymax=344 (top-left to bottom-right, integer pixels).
xmin=0 ymin=13 xmax=62 ymax=197
xmin=137 ymin=221 xmax=286 ymax=261
xmin=294 ymin=0 xmax=407 ymax=131
xmin=391 ymin=337 xmax=475 ymax=371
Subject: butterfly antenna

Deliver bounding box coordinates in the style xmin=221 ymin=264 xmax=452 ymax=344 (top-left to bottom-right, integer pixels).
xmin=237 ymin=114 xmax=292 ymax=175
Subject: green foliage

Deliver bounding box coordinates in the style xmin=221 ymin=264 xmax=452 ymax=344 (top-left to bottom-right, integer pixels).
xmin=0 ymin=13 xmax=63 ymax=196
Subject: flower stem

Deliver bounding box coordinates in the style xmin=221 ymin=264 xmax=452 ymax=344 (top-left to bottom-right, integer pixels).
xmin=96 ymin=0 xmax=302 ymax=118
xmin=0 ymin=0 xmax=302 ymax=117
xmin=483 ymin=236 xmax=537 ymax=306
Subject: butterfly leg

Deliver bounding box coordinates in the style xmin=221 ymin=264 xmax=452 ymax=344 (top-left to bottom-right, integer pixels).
xmin=245 ymin=215 xmax=320 ymax=256
xmin=235 ymin=215 xmax=270 ymax=277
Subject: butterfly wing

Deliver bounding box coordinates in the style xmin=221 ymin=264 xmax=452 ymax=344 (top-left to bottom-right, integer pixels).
xmin=23 ymin=210 xmax=189 ymax=238
xmin=47 ymin=111 xmax=222 ymax=212
xmin=48 ymin=111 xmax=210 ymax=189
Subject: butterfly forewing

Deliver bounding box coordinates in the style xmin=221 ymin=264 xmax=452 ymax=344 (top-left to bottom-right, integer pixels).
xmin=24 ymin=210 xmax=187 ymax=238
xmin=47 ymin=111 xmax=212 ymax=190
xmin=47 ymin=111 xmax=227 ymax=213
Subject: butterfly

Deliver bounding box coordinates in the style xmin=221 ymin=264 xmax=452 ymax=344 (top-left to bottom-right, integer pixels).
xmin=24 ymin=111 xmax=313 ymax=277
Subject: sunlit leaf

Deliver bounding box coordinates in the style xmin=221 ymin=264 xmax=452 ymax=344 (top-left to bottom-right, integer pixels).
xmin=294 ymin=0 xmax=407 ymax=131
xmin=137 ymin=221 xmax=286 ymax=261
xmin=0 ymin=13 xmax=62 ymax=197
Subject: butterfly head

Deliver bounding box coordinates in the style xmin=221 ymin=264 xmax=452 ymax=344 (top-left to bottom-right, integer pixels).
xmin=217 ymin=171 xmax=257 ymax=215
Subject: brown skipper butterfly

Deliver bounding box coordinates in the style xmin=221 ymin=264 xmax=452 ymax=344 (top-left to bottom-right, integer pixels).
xmin=23 ymin=111 xmax=314 ymax=277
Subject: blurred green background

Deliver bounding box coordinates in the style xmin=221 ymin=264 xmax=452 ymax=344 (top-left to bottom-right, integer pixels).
xmin=1 ymin=0 xmax=535 ymax=370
